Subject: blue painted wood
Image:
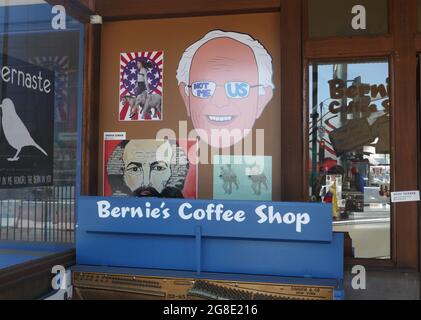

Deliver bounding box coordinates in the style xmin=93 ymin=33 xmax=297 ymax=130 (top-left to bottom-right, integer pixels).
xmin=77 ymin=197 xmax=333 ymax=242
xmin=77 ymin=231 xmax=344 ymax=279
xmin=195 ymin=226 xmax=202 ymax=275
xmin=76 ymin=197 xmax=342 ymax=280
xmin=0 ymin=241 xmax=74 ymax=270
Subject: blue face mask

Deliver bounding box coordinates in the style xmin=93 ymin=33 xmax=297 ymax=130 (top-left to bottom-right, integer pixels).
xmin=189 ymin=81 xmax=260 ymax=99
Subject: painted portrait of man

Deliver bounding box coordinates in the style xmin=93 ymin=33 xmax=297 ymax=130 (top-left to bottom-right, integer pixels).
xmin=176 ymin=30 xmax=275 ymax=149
xmin=122 ymin=140 xmax=174 ymax=197
xmin=104 ymin=139 xmax=197 ymax=199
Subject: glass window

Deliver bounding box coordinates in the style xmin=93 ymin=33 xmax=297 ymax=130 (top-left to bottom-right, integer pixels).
xmin=0 ymin=1 xmax=84 ymax=243
xmin=308 ymin=60 xmax=391 ymax=259
xmin=308 ymin=0 xmax=389 ymax=38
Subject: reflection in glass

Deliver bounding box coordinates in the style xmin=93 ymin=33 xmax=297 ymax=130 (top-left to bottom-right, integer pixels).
xmin=0 ymin=2 xmax=83 ymax=243
xmin=309 ymin=60 xmax=390 ymax=259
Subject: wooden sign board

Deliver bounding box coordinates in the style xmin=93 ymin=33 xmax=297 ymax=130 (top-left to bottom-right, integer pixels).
xmin=329 ymin=118 xmax=374 ymax=156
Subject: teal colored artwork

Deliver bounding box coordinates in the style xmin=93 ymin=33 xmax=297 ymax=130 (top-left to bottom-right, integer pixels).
xmin=213 ymin=156 xmax=272 ymax=201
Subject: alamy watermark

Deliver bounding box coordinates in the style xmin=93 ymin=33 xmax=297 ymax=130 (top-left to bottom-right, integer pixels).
xmin=51 ymin=265 xmax=67 ymax=290
xmin=351 ymin=265 xmax=366 ymax=290
xmin=51 ymin=5 xmax=66 ymax=30
xmin=155 ymin=121 xmax=266 ymax=167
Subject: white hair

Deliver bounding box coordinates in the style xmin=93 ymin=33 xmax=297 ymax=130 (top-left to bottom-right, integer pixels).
xmin=176 ymin=30 xmax=275 ymax=96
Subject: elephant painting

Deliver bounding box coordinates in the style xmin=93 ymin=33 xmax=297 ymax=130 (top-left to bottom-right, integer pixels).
xmin=121 ymin=91 xmax=162 ymax=120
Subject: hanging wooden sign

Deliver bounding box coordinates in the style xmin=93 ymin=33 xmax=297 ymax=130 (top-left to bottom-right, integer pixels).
xmin=329 ymin=118 xmax=374 ymax=156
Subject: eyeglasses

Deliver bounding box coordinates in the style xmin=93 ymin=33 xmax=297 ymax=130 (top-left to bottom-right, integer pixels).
xmin=187 ymin=81 xmax=261 ymax=99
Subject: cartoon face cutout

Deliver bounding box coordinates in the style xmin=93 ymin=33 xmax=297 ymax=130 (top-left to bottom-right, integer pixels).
xmin=122 ymin=140 xmax=172 ymax=196
xmin=179 ymin=36 xmax=274 ymax=149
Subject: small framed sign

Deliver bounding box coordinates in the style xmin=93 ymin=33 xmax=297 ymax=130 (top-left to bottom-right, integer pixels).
xmin=391 ymin=191 xmax=420 ymax=203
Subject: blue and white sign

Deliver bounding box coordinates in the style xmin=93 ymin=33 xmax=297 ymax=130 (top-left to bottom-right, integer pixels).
xmin=76 ymin=197 xmax=344 ymax=279
xmin=76 ymin=197 xmax=342 ymax=279
xmin=78 ymin=197 xmax=332 ymax=242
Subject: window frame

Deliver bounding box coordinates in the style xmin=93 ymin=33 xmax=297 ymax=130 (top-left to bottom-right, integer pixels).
xmin=305 ymin=0 xmax=419 ymax=270
xmin=305 ymin=57 xmax=393 ymax=263
xmin=54 ymin=0 xmax=420 ymax=271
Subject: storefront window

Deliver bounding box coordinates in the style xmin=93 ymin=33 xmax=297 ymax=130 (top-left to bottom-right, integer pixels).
xmin=0 ymin=1 xmax=84 ymax=243
xmin=308 ymin=60 xmax=391 ymax=259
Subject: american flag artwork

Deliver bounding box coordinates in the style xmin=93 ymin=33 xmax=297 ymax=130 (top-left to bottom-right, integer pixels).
xmin=119 ymin=51 xmax=164 ymax=121
xmin=29 ymin=56 xmax=69 ymax=122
